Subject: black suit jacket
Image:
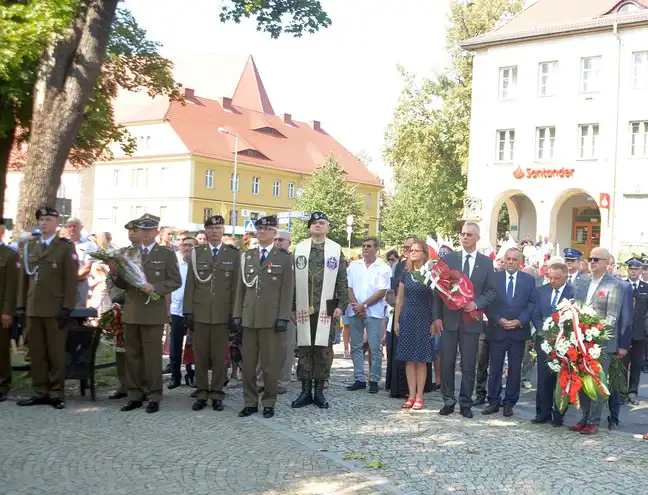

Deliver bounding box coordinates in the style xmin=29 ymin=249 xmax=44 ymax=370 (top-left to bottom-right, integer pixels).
xmin=531 ymin=283 xmax=575 ymax=334
xmin=486 ymin=271 xmax=537 ymax=341
xmin=432 ymin=251 xmax=496 ymax=334
xmin=630 ymin=280 xmax=648 ymax=341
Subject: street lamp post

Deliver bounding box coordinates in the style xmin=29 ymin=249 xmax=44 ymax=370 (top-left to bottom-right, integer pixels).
xmin=218 ymin=127 xmax=239 ymax=235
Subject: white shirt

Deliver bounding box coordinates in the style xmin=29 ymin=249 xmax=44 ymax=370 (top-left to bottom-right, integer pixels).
xmin=74 ymin=237 xmax=98 ymax=268
xmin=170 ymin=259 xmax=189 ymax=316
xmin=567 ymin=271 xmax=579 ymax=284
xmin=628 ymin=279 xmax=640 ymax=291
xmin=461 ymin=249 xmax=477 ymax=278
xmin=41 ymin=234 xmax=57 ymax=247
xmin=258 ymin=243 xmax=273 ymax=261
xmin=550 ymin=283 xmax=567 ymax=305
xmin=504 ymin=270 xmax=518 ymax=297
xmin=586 ymin=275 xmax=603 ymax=304
xmin=209 ymin=243 xmax=223 ymax=257
xmin=141 ymin=243 xmax=156 ymax=254
xmin=544 ymin=241 xmax=554 ymax=255
xmin=346 ymin=258 xmax=391 ymax=318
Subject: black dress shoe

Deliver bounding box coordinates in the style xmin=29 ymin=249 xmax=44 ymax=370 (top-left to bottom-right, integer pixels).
xmin=628 ymin=396 xmax=640 ymax=406
xmin=368 ymin=381 xmax=379 ymax=394
xmin=185 ymin=375 xmax=196 ymax=388
xmin=503 ymin=405 xmax=514 ymax=417
xmin=0 ymin=392 xmax=7 ymax=402
xmin=108 ymin=391 xmax=128 ymax=400
xmin=146 ymin=402 xmax=159 ymax=414
xmin=17 ymin=397 xmax=50 ymax=406
xmin=346 ymin=380 xmax=366 ymax=391
xmin=192 ymin=399 xmax=207 ymax=411
xmin=167 ymin=378 xmax=181 ymax=390
xmin=163 ymin=363 xmax=172 ymax=374
xmin=608 ymin=420 xmax=618 ymax=431
xmin=120 ymin=401 xmax=143 ymax=411
xmin=439 ymin=405 xmax=455 ymax=416
xmin=473 ymin=396 xmax=486 ymax=406
xmin=190 ymin=390 xmax=198 ymax=399
xmin=552 ymin=419 xmax=564 ymax=427
xmin=212 ymin=399 xmax=224 ymax=411
xmin=51 ymin=398 xmax=65 ymax=410
xmin=238 ymin=406 xmax=258 ymax=417
xmin=482 ymin=404 xmax=500 ymax=415
xmin=531 ymin=415 xmax=552 ymax=424
xmin=460 ymin=407 xmax=474 ymax=418
xmin=263 ymin=407 xmax=275 ymax=418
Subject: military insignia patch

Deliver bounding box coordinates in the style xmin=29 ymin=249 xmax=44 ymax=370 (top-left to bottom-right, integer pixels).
xmin=296 ymin=255 xmax=307 ymax=270
xmin=326 ymin=257 xmax=338 ymax=270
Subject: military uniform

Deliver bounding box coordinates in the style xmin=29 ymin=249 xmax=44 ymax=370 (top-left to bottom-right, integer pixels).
xmin=233 ymin=216 xmax=293 ymax=418
xmin=0 ymin=233 xmax=19 ymax=401
xmin=624 ymin=258 xmax=648 ymax=401
xmin=183 ymin=215 xmax=240 ymax=411
xmin=115 ymin=216 xmax=181 ymax=412
xmin=291 ymin=212 xmax=348 ymax=409
xmin=17 ymin=207 xmax=77 ymax=408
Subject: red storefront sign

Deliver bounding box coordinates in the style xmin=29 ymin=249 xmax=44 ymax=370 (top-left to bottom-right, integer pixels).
xmin=513 ymin=166 xmax=575 ymax=179
xmin=599 ymin=193 xmax=610 ymax=209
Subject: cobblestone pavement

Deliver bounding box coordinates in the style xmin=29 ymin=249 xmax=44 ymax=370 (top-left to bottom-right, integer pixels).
xmin=2 ymin=346 xmax=648 ymax=495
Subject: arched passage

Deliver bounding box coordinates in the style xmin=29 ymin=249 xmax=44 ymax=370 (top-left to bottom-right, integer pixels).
xmin=550 ymin=189 xmax=601 ymax=257
xmin=489 ymin=190 xmax=537 ymax=248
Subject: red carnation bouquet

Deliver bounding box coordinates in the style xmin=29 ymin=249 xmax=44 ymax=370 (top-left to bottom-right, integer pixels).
xmin=98 ymin=303 xmax=125 ymax=351
xmin=410 ymin=260 xmax=483 ymax=322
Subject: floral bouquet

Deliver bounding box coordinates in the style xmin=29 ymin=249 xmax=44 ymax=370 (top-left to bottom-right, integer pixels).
xmin=540 ymin=299 xmax=611 ymax=413
xmin=98 ymin=303 xmax=125 ymax=351
xmin=91 ymin=249 xmax=160 ymax=302
xmin=410 ymin=260 xmax=483 ymax=322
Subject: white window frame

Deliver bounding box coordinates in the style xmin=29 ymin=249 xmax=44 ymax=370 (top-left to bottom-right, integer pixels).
xmin=230 ymin=173 xmax=239 ymax=192
xmin=204 ymin=208 xmax=213 ymax=221
xmin=536 ymin=126 xmax=556 ymax=161
xmin=113 ymin=169 xmax=119 ymax=187
xmin=111 ymin=206 xmax=118 ymax=224
xmin=288 ymin=182 xmax=295 ymax=199
xmin=159 ymin=206 xmax=167 ymax=222
xmin=273 ymin=180 xmax=280 ymax=197
xmin=205 ymin=169 xmax=214 ymax=189
xmin=498 ymin=66 xmax=517 ymax=100
xmin=578 ymin=124 xmax=599 ymax=159
xmin=630 ymin=121 xmax=648 ymax=158
xmin=496 ymin=129 xmax=515 ymax=162
xmin=538 ymin=61 xmax=558 ymax=97
xmin=160 ymin=167 xmax=168 ymax=184
xmin=580 ymin=56 xmax=602 ymax=93
xmin=632 ymin=51 xmax=648 ymax=88
xmin=252 ymin=177 xmax=260 ymax=195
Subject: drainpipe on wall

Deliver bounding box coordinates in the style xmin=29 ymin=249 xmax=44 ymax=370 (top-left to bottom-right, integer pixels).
xmin=610 ymin=21 xmax=622 ymax=254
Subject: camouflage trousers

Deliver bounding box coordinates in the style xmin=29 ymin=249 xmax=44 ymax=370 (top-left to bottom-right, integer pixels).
xmin=297 ymin=314 xmax=335 ymax=381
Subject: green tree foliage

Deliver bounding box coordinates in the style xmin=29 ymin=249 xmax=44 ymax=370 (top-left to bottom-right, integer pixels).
xmin=292 ymin=155 xmax=365 ymax=246
xmin=381 ymin=0 xmax=523 ymax=245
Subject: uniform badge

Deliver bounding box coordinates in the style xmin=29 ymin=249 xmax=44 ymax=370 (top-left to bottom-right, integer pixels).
xmin=326 ymin=257 xmax=338 ymax=270
xmin=225 ymin=272 xmax=230 ymax=277
xmin=296 ymin=255 xmax=307 ymax=270
xmin=155 ymin=271 xmax=161 ymax=277
xmin=52 ymin=262 xmax=57 ymax=269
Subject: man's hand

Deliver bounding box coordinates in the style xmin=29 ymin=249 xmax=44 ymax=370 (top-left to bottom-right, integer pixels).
xmin=617 ymin=348 xmax=628 ymax=358
xmin=463 ymin=302 xmax=477 ymax=312
xmin=58 ymin=308 xmax=72 ymax=329
xmin=231 ymin=317 xmax=243 ymax=332
xmin=183 ymin=313 xmax=194 ymax=331
xmin=141 ymin=283 xmax=154 ymax=294
xmin=333 ymin=308 xmax=343 ymax=318
xmin=507 ymin=319 xmax=521 ymax=329
xmin=499 ymin=318 xmax=510 ymax=328
xmin=107 ymin=260 xmax=119 ymax=274
xmin=1 ymin=314 xmax=12 ymax=329
xmin=433 ymin=319 xmax=443 ymax=335
xmin=352 ymin=303 xmax=365 ymax=315
xmin=15 ymin=308 xmax=26 ymax=328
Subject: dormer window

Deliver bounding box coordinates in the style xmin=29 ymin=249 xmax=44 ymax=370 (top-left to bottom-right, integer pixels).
xmin=254 ymin=127 xmax=285 ymax=138
xmin=239 ymin=149 xmax=269 ymax=160
xmin=618 ymin=2 xmax=641 ymax=14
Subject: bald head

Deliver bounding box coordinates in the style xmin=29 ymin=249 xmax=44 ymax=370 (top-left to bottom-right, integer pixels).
xmin=589 ymin=247 xmax=611 ymax=277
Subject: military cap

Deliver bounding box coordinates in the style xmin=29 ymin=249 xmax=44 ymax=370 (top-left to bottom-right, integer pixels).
xmin=255 ymin=215 xmax=278 ymax=228
xmin=308 ymin=211 xmax=329 ymax=227
xmin=626 ymin=257 xmax=644 ymax=269
xmin=204 ymin=215 xmax=225 ymax=228
xmin=138 ymin=213 xmax=161 ymax=223
xmin=31 ymin=228 xmax=41 ymax=236
xmin=563 ymin=248 xmax=583 ymax=260
xmin=134 ymin=216 xmax=159 ymax=230
xmin=124 ymin=220 xmax=137 ymax=230
xmin=641 ymin=253 xmax=648 ymax=268
xmin=35 ymin=206 xmax=59 ymax=219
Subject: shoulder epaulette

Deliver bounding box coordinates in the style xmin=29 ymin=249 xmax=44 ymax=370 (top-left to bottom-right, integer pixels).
xmin=58 ymin=237 xmax=71 ymax=244
xmin=226 ymin=244 xmax=240 ymax=251
xmin=279 ymin=248 xmax=290 ymax=255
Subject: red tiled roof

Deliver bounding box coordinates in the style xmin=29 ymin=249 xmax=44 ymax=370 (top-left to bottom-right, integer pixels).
xmin=462 ymin=0 xmax=648 ymax=48
xmin=232 ymin=56 xmax=275 ymax=115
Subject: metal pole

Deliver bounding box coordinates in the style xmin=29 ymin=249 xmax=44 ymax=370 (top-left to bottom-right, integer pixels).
xmin=348 ymin=236 xmax=351 ymax=259
xmin=233 ymin=134 xmax=238 ymax=236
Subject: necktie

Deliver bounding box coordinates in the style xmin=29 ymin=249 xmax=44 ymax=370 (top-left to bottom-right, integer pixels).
xmin=260 ymin=248 xmax=267 ymax=264
xmin=212 ymin=247 xmax=219 ymax=260
xmin=568 ymin=275 xmax=573 ymax=284
xmin=551 ymin=289 xmax=560 ymax=307
xmin=142 ymin=247 xmax=148 ymax=256
xmin=463 ymin=254 xmax=471 ymax=277
xmin=633 ymin=282 xmax=637 ymax=292
xmin=507 ymin=275 xmax=514 ymax=304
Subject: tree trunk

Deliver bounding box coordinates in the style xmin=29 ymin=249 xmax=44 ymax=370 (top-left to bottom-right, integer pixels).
xmin=0 ymin=129 xmax=15 ymax=220
xmin=15 ymin=0 xmax=119 ymax=233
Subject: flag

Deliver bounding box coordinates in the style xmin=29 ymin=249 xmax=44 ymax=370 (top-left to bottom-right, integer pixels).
xmin=426 ymin=235 xmax=439 ymax=260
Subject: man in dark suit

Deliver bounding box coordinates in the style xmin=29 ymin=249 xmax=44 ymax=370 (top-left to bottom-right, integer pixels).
xmin=531 ymin=262 xmax=573 ymax=426
xmin=482 ymin=248 xmax=536 ymax=417
xmin=624 ymin=258 xmax=648 ymax=405
xmin=433 ymin=222 xmax=496 ymax=418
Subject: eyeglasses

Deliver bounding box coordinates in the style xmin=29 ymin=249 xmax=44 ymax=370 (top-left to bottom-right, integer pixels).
xmin=409 ymin=249 xmax=424 ymax=253
xmin=460 ymin=232 xmax=475 ymax=238
xmin=274 ymin=238 xmax=287 ymax=243
xmin=401 ymin=246 xmax=411 ymax=251
xmin=588 ymin=257 xmax=607 ymax=263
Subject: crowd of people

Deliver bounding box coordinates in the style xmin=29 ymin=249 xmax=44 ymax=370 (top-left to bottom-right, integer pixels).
xmin=1 ymin=208 xmax=647 ymax=436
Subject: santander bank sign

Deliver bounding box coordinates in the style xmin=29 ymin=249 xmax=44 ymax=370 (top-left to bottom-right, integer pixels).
xmin=512 ymin=166 xmax=575 ymax=179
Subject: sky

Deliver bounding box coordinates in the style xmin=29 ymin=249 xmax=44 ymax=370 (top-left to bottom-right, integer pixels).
xmin=122 ymin=0 xmax=452 ymax=174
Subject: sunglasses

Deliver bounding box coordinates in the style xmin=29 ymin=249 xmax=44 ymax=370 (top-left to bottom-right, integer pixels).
xmin=588 ymin=257 xmax=607 ymax=263
xmin=274 ymin=238 xmax=287 ymax=243
xmin=362 ymin=244 xmax=375 ymax=249
xmin=401 ymin=246 xmax=411 ymax=251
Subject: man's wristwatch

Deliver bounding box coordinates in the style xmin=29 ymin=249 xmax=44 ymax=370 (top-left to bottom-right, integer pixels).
xmin=362 ymin=303 xmax=368 ymax=310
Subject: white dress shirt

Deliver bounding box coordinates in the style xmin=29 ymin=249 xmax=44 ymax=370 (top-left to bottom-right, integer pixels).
xmin=141 ymin=242 xmax=156 ymax=254
xmin=209 ymin=242 xmax=223 ymax=257
xmin=504 ymin=270 xmax=518 ymax=298
xmin=346 ymin=258 xmax=391 ymax=318
xmin=586 ymin=275 xmax=603 ymax=304
xmin=170 ymin=259 xmax=189 ymax=316
xmin=550 ymin=283 xmax=567 ymax=305
xmin=461 ymin=249 xmax=477 ymax=278
xmin=42 ymin=234 xmax=57 ymax=247
xmin=258 ymin=243 xmax=273 ymax=261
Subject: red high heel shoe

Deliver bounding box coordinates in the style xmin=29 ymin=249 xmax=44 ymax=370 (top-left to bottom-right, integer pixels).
xmin=402 ymin=398 xmax=415 ymax=409
xmin=412 ymin=399 xmax=424 ymax=410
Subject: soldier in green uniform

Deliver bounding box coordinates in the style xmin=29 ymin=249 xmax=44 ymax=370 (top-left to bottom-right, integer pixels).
xmin=233 ymin=215 xmax=294 ymax=419
xmin=16 ymin=207 xmax=78 ymax=409
xmin=183 ymin=215 xmax=240 ymax=412
xmin=291 ymin=212 xmax=348 ymax=409
xmin=0 ymin=219 xmax=19 ymax=402
xmin=112 ymin=215 xmax=181 ymax=414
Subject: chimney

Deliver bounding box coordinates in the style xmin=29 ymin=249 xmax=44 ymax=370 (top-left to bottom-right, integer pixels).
xmin=282 ymin=113 xmax=292 ymax=125
xmin=309 ymin=120 xmax=321 ymax=132
xmin=184 ymin=87 xmax=195 ymax=100
xmin=220 ymin=96 xmax=233 ymax=111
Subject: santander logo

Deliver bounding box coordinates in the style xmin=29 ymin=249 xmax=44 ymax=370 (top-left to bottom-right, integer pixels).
xmin=513 ymin=166 xmax=574 ymax=179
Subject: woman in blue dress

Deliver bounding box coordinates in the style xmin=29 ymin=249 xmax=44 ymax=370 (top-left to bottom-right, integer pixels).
xmin=394 ymin=239 xmax=436 ymax=410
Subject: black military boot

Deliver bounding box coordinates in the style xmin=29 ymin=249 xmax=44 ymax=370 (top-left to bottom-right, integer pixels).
xmin=313 ymin=380 xmax=329 ymax=409
xmin=291 ymin=380 xmax=313 ymax=408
